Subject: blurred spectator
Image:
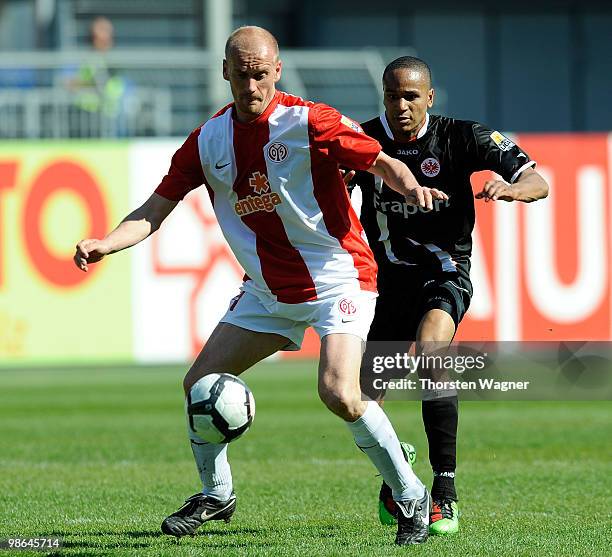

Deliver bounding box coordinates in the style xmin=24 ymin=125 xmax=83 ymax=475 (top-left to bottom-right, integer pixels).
xmin=65 ymin=16 xmax=128 ymax=136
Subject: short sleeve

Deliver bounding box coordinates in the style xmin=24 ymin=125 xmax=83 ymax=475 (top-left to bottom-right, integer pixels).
xmin=310 ymin=104 xmax=381 ymax=171
xmin=462 ymin=122 xmax=536 ymax=184
xmin=155 ymin=127 xmax=205 ymax=201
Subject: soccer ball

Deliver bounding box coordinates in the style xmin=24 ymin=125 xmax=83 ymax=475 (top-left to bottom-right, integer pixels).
xmin=187 ymin=373 xmax=255 ymax=443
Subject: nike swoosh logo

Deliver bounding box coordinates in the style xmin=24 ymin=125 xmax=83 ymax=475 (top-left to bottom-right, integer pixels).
xmin=200 ymin=507 xmax=221 ymax=520
xmin=215 ymin=162 xmax=231 ymax=169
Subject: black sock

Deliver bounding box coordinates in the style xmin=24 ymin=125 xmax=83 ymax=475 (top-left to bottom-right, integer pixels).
xmin=422 ymin=396 xmax=458 ymax=501
xmin=432 ymin=472 xmax=457 ymax=502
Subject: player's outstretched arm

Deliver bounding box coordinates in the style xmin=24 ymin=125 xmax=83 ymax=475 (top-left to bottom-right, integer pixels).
xmin=367 ymin=151 xmax=448 ymax=210
xmin=74 ymin=193 xmax=178 ymax=272
xmin=475 ymin=167 xmax=549 ymax=203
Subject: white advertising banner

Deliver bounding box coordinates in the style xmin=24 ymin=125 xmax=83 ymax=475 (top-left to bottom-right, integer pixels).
xmin=129 ymin=141 xmax=243 ymax=363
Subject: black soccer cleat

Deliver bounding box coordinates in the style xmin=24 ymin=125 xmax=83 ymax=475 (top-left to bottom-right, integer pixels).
xmin=395 ymin=488 xmax=431 ymax=545
xmin=161 ymin=492 xmax=236 ymax=537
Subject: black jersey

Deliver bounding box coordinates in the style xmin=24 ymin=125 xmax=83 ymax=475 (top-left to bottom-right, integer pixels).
xmin=353 ymin=113 xmax=535 ymax=273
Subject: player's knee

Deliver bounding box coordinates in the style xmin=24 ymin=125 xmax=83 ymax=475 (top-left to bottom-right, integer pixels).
xmin=318 ymin=384 xmax=363 ymax=421
xmin=183 ymin=367 xmax=209 ymax=395
xmin=417 ymin=310 xmax=456 ymax=344
xmin=183 ymin=348 xmax=224 ymax=394
xmin=183 ymin=371 xmax=197 ymax=395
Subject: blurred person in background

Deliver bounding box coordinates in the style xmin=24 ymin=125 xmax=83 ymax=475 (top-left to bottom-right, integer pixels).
xmin=349 ymin=55 xmax=548 ymax=535
xmin=74 ymin=27 xmax=450 ymax=546
xmin=65 ymin=16 xmax=127 ymax=136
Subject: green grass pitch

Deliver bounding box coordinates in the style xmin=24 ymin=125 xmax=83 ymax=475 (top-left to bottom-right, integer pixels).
xmin=1 ymin=361 xmax=610 ymax=556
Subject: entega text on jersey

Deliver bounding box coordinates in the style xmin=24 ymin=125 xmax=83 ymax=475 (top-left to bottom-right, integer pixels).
xmin=352 ymin=113 xmax=536 ymax=272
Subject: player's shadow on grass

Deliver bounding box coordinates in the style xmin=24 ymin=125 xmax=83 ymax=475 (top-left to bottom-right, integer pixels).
xmin=44 ymin=527 xmax=266 ymax=552
xmin=62 ymin=539 xmax=151 ymax=549
xmin=45 ymin=552 xmax=103 ymax=557
xmin=187 ymin=527 xmax=263 ymax=537
xmin=188 ymin=524 xmax=345 ymax=549
xmin=45 ymin=529 xmax=164 ymax=539
xmin=41 ymin=530 xmax=164 ymax=554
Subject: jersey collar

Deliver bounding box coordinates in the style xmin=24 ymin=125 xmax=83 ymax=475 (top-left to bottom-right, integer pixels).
xmin=380 ymin=111 xmax=430 ymax=142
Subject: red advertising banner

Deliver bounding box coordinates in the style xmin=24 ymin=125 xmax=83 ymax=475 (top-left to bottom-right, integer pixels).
xmin=458 ymin=134 xmax=611 ymax=342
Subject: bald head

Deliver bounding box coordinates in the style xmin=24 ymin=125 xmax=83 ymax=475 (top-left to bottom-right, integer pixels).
xmin=225 ymin=26 xmax=279 ymax=62
xmin=222 ymin=26 xmax=282 ymax=123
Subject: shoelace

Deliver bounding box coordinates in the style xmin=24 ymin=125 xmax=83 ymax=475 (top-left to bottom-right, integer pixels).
xmin=177 ymin=494 xmax=205 ymax=513
xmin=435 ymin=500 xmax=455 ymax=520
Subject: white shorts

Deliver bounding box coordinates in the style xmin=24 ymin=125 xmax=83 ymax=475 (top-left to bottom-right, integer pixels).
xmin=220 ymin=285 xmax=377 ymax=350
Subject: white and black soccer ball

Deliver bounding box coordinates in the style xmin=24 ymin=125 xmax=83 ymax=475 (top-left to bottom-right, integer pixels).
xmin=187 ymin=373 xmax=255 ymax=444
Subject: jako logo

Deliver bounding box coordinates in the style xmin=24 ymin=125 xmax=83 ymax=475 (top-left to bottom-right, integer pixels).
xmin=234 ymin=171 xmax=282 ymax=216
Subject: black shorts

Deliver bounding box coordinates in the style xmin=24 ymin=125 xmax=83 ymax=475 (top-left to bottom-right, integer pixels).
xmin=368 ymin=257 xmax=473 ymax=342
xmin=361 ymin=258 xmax=472 ymax=399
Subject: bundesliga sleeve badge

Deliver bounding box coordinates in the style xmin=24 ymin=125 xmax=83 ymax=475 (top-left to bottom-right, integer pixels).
xmin=340 ymin=115 xmax=364 ymax=134
xmin=490 ymin=131 xmax=515 ymax=151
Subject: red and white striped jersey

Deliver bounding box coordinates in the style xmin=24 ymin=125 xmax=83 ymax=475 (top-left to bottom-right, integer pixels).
xmin=156 ymin=91 xmax=380 ymax=304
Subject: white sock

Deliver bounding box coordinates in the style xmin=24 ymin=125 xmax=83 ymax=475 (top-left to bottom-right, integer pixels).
xmin=346 ymin=401 xmax=424 ymax=502
xmin=188 ymin=429 xmax=233 ymax=501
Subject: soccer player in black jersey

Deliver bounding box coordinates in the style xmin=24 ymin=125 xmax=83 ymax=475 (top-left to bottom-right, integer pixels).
xmin=350 ymin=56 xmax=549 ymax=535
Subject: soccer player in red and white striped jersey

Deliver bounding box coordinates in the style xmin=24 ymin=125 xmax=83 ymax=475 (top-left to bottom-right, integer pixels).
xmin=74 ymin=26 xmax=448 ymax=545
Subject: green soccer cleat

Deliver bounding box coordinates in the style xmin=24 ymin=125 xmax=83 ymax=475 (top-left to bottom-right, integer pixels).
xmin=429 ymin=499 xmax=459 ymax=535
xmin=401 ymin=442 xmax=417 ymax=467
xmin=378 ymin=442 xmax=417 ymax=526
